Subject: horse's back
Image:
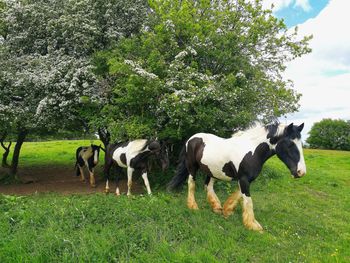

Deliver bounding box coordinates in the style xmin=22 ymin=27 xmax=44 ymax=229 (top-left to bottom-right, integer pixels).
xmin=111 ymin=139 xmax=148 ymax=168
xmin=186 ymin=132 xmax=253 ymax=180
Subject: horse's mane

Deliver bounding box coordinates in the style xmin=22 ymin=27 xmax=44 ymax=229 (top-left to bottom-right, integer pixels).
xmin=231 ymin=121 xmax=285 ymax=139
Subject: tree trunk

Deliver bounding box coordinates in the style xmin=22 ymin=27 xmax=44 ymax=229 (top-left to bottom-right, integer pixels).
xmin=0 ymin=131 xmax=12 ymax=167
xmin=97 ymin=127 xmax=110 ymax=149
xmin=1 ymin=141 xmax=12 ymax=168
xmin=10 ymin=128 xmax=28 ymax=176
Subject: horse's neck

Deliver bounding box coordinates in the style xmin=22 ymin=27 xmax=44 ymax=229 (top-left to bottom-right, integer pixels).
xmin=229 ymin=126 xmax=276 ymax=163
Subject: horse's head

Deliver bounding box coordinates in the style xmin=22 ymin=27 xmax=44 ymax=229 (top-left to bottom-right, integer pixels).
xmin=91 ymin=144 xmax=101 ymax=165
xmin=275 ymin=123 xmax=306 ymax=178
xmin=148 ymin=140 xmax=169 ymax=171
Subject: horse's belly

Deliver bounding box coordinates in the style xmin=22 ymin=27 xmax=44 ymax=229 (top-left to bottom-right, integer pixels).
xmin=211 ymin=169 xmax=233 ymax=181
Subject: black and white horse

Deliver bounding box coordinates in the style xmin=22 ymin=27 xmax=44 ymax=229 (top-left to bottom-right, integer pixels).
xmin=167 ymin=122 xmax=306 ymax=231
xmin=75 ymin=144 xmax=102 ymax=187
xmin=104 ymin=139 xmax=169 ymax=195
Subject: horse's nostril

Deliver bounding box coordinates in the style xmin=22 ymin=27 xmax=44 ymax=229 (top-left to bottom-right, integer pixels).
xmin=297 ymin=170 xmax=305 ymax=176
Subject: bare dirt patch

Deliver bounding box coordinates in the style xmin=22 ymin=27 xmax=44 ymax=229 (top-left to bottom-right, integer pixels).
xmin=0 ymin=166 xmax=144 ymax=196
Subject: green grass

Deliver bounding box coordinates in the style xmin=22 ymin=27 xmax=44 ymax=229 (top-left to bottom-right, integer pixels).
xmin=1 ymin=141 xmax=350 ymax=262
xmin=9 ymin=140 xmax=104 ymax=168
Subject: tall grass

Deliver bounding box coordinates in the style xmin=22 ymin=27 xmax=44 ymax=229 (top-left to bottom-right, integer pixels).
xmin=1 ymin=141 xmax=350 ymax=262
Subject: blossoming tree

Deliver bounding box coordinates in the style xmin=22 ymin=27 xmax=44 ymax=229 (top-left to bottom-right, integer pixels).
xmin=0 ymin=0 xmax=148 ymax=177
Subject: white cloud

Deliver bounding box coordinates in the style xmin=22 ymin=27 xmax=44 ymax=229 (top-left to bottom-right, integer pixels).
xmin=294 ymin=0 xmax=311 ymax=11
xmin=283 ymin=0 xmax=350 ymax=140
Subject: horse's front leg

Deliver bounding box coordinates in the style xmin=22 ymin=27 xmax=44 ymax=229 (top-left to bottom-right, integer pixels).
xmin=89 ymin=167 xmax=96 ymax=188
xmin=141 ymin=169 xmax=152 ymax=195
xmin=240 ymin=178 xmax=263 ymax=232
xmin=79 ymin=165 xmax=86 ymax=182
xmin=206 ymin=177 xmax=222 ymax=214
xmin=127 ymin=167 xmax=134 ymax=196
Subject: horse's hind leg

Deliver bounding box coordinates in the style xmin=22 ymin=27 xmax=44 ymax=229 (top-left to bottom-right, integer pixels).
xmin=104 ymin=157 xmax=113 ymax=194
xmin=114 ymin=166 xmax=122 ymax=196
xmin=141 ymin=170 xmax=152 ymax=195
xmin=223 ymin=190 xmax=241 ymax=218
xmin=127 ymin=168 xmax=134 ymax=196
xmin=206 ymin=177 xmax=222 ymax=214
xmin=187 ymin=175 xmax=199 ymax=210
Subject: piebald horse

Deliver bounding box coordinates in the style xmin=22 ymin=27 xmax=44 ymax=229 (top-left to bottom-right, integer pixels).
xmin=75 ymin=144 xmax=102 ymax=187
xmin=167 ymin=122 xmax=306 ymax=231
xmin=104 ymin=139 xmax=169 ymax=195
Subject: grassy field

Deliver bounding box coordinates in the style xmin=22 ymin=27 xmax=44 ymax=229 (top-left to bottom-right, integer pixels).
xmin=5 ymin=140 xmax=105 ymax=168
xmin=1 ymin=141 xmax=350 ymax=262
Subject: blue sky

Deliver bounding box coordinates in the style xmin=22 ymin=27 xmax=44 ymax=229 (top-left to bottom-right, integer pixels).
xmin=261 ymin=0 xmax=350 ymax=141
xmin=274 ymin=0 xmax=329 ymax=27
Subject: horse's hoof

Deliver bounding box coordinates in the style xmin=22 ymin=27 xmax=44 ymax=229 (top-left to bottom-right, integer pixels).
xmin=105 ymin=189 xmax=109 ymax=194
xmin=91 ymin=184 xmax=96 ymax=188
xmin=187 ymin=203 xmax=199 ymax=210
xmin=223 ymin=209 xmax=233 ymax=218
xmin=213 ymin=207 xmax=223 ymax=214
xmin=245 ymin=220 xmax=263 ymax=232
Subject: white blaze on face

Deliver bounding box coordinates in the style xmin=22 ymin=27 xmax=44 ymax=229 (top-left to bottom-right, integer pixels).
xmin=293 ymin=138 xmax=306 ymax=176
xmin=94 ymin=149 xmax=98 ymax=164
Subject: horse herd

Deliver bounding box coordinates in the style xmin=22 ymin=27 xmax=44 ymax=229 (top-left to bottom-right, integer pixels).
xmin=75 ymin=122 xmax=306 ymax=231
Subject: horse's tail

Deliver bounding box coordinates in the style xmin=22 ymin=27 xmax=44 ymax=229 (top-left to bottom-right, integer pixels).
xmin=103 ymin=144 xmax=114 ymax=179
xmin=167 ymin=145 xmax=188 ymax=191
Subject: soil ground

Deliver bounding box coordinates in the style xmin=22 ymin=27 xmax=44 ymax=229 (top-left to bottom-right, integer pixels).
xmin=0 ymin=166 xmax=144 ymax=196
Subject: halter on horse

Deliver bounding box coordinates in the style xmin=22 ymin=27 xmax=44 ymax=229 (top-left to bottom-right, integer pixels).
xmin=167 ymin=122 xmax=306 ymax=231
xmin=75 ymin=144 xmax=102 ymax=187
xmin=104 ymin=139 xmax=169 ymax=195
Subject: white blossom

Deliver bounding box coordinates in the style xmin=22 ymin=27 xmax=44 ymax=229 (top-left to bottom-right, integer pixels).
xmin=124 ymin=59 xmax=158 ymax=80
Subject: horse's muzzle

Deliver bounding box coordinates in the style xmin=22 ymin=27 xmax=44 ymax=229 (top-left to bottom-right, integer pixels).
xmin=293 ymin=169 xmax=306 ymax=178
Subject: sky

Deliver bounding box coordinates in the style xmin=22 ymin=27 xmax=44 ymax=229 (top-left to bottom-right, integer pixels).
xmin=262 ymin=0 xmax=350 ymax=141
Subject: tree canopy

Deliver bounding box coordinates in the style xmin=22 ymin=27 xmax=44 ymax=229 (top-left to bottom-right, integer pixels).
xmin=95 ymin=0 xmax=312 ymax=141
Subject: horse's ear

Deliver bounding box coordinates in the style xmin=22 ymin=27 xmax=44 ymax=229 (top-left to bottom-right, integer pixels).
xmin=286 ymin=123 xmax=294 ymax=134
xmin=298 ymin=123 xmax=304 ymax=132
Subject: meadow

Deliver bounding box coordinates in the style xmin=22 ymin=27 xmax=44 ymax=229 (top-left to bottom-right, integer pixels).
xmin=0 ymin=141 xmax=350 ymax=262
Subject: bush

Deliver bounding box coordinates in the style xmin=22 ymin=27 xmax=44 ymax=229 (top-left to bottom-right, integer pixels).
xmin=307 ymin=119 xmax=350 ymax=150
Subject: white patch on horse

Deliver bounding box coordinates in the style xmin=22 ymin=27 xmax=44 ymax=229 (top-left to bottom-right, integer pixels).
xmin=293 ymin=138 xmax=306 ymax=176
xmin=94 ymin=150 xmax=98 ymax=165
xmin=80 ymin=147 xmax=93 ymax=161
xmin=190 ymin=125 xmax=283 ymax=180
xmin=112 ymin=146 xmax=128 ymax=168
xmin=112 ymin=140 xmax=148 ymax=168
